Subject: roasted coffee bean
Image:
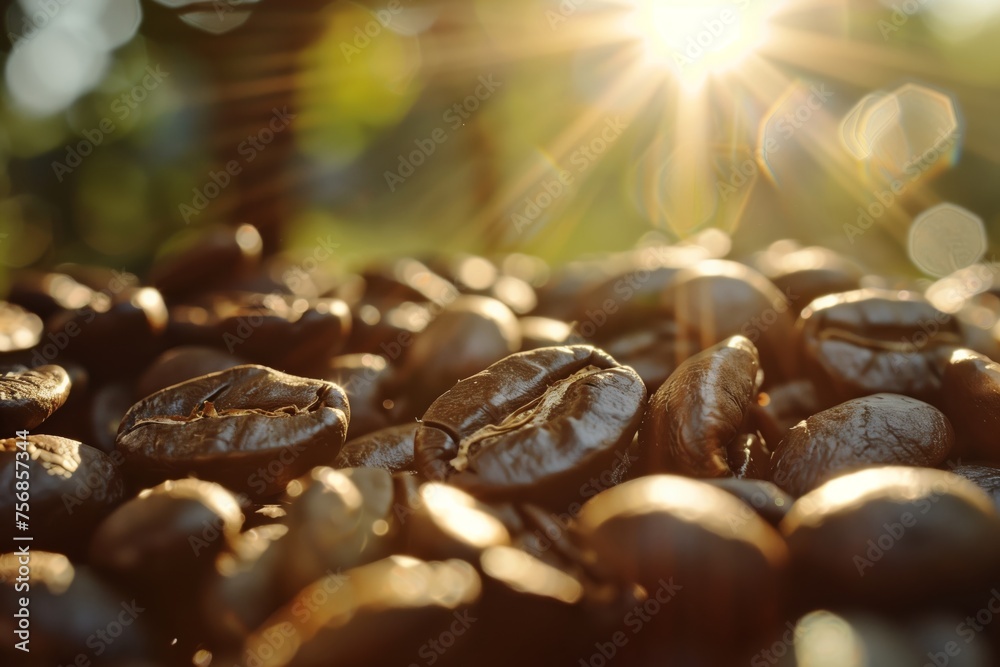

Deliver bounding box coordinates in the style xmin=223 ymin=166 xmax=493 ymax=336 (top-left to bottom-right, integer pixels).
xmin=518 ymin=316 xmax=582 ymax=351
xmin=136 ymin=345 xmax=246 ymax=399
xmin=951 ymin=464 xmax=1000 ymax=512
xmin=89 ymin=478 xmax=243 ymax=648
xmin=706 ymin=478 xmax=794 ymax=528
xmin=168 ymin=291 xmax=351 ymax=374
xmin=752 ymin=243 xmax=864 ymax=316
xmin=360 ymin=257 xmax=459 ymax=306
xmin=414 ymin=345 xmax=645 ymax=508
xmin=270 ymin=467 xmax=397 ymax=601
xmin=322 ymin=353 xmax=393 ymax=437
xmin=940 ymin=348 xmax=1000 ymax=461
xmin=662 ymin=259 xmax=797 ymax=384
xmin=0 ymin=552 xmax=151 ymax=666
xmin=400 ymin=482 xmax=510 ymax=561
xmin=636 ymin=336 xmax=769 ymax=478
xmin=0 ymin=301 xmax=42 ymax=354
xmin=116 ymin=365 xmax=350 ymax=497
xmin=0 ymin=434 xmax=124 ymax=556
xmin=149 ymin=223 xmax=263 ymax=302
xmin=45 ymin=286 xmax=168 ymax=376
xmin=245 ymin=556 xmax=480 ymax=667
xmin=333 ymin=422 xmax=418 ymax=472
xmin=780 ymin=467 xmax=1000 ymax=608
xmin=574 ymin=475 xmax=787 ymax=663
xmin=770 ymin=394 xmax=954 ymax=496
xmin=385 ymin=295 xmax=521 ymax=420
xmin=752 ymin=379 xmax=821 ymax=451
xmin=0 ymin=364 xmax=70 ymax=430
xmin=797 ymin=289 xmax=963 ymax=404
xmin=8 ymin=269 xmax=95 ymax=319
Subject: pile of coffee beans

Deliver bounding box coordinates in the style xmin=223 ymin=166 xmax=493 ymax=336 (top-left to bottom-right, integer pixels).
xmin=2 ymin=223 xmax=1000 ymax=666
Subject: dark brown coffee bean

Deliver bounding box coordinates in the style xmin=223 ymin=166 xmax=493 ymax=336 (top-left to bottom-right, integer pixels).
xmin=941 ymin=349 xmax=1000 ymax=461
xmin=46 ymin=286 xmax=168 ymax=376
xmin=149 ymin=223 xmax=263 ymax=302
xmin=951 ymin=464 xmax=1000 ymax=512
xmin=168 ymin=292 xmax=351 ymax=374
xmin=399 ymin=482 xmax=510 ymax=561
xmin=385 ymin=295 xmax=521 ymax=420
xmin=706 ymin=478 xmax=794 ymax=528
xmin=0 ymin=301 xmax=42 ymax=353
xmin=780 ymin=467 xmax=1000 ymax=608
xmin=116 ymin=365 xmax=349 ymax=497
xmin=662 ymin=259 xmax=797 ymax=384
xmin=574 ymin=475 xmax=787 ymax=662
xmin=770 ymin=394 xmax=954 ymax=496
xmin=0 ymin=434 xmax=124 ymax=555
xmin=414 ymin=345 xmax=645 ymax=508
xmin=0 ymin=552 xmax=151 ymax=666
xmin=798 ymin=288 xmax=963 ymax=404
xmin=333 ymin=422 xmax=417 ymax=472
xmin=322 ymin=353 xmax=393 ymax=438
xmin=0 ymin=364 xmax=70 ymax=430
xmin=244 ymin=556 xmax=480 ymax=667
xmin=518 ymin=316 xmax=582 ymax=351
xmin=752 ymin=244 xmax=864 ymax=316
xmin=136 ymin=345 xmax=247 ymax=399
xmin=636 ymin=336 xmax=768 ymax=478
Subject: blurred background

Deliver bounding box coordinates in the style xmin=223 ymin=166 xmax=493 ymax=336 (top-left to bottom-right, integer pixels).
xmin=0 ymin=0 xmax=999 ymax=278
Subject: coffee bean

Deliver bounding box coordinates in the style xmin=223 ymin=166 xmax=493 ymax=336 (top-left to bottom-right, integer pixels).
xmin=574 ymin=474 xmax=787 ymax=662
xmin=770 ymin=394 xmax=954 ymax=496
xmin=940 ymin=348 xmax=1000 ymax=461
xmin=0 ymin=301 xmax=42 ymax=353
xmin=333 ymin=422 xmax=418 ymax=472
xmin=399 ymin=482 xmax=510 ymax=561
xmin=951 ymin=464 xmax=1000 ymax=512
xmin=149 ymin=223 xmax=263 ymax=302
xmin=414 ymin=345 xmax=645 ymax=507
xmin=0 ymin=434 xmax=124 ymax=556
xmin=637 ymin=336 xmax=768 ymax=478
xmin=0 ymin=364 xmax=70 ymax=430
xmin=322 ymin=353 xmax=393 ymax=438
xmin=116 ymin=364 xmax=349 ymax=497
xmin=780 ymin=467 xmax=1000 ymax=608
xmin=798 ymin=289 xmax=963 ymax=404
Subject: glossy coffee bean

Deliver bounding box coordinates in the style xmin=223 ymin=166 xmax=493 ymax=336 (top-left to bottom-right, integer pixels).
xmin=333 ymin=422 xmax=418 ymax=472
xmin=780 ymin=467 xmax=1000 ymax=608
xmin=244 ymin=556 xmax=480 ymax=667
xmin=399 ymin=482 xmax=511 ymax=561
xmin=270 ymin=467 xmax=398 ymax=601
xmin=0 ymin=552 xmax=151 ymax=666
xmin=0 ymin=364 xmax=70 ymax=430
xmin=662 ymin=259 xmax=797 ymax=384
xmin=414 ymin=345 xmax=645 ymax=508
xmin=940 ymin=348 xmax=1000 ymax=461
xmin=0 ymin=301 xmax=42 ymax=353
xmin=385 ymin=295 xmax=521 ymax=420
xmin=574 ymin=475 xmax=788 ymax=662
xmin=321 ymin=353 xmax=393 ymax=438
xmin=706 ymin=478 xmax=794 ymax=528
xmin=797 ymin=289 xmax=962 ymax=404
xmin=0 ymin=434 xmax=124 ymax=556
xmin=168 ymin=291 xmax=351 ymax=374
xmin=116 ymin=365 xmax=350 ymax=497
xmin=637 ymin=336 xmax=768 ymax=478
xmin=149 ymin=223 xmax=263 ymax=302
xmin=770 ymin=394 xmax=954 ymax=496
xmin=136 ymin=345 xmax=246 ymax=399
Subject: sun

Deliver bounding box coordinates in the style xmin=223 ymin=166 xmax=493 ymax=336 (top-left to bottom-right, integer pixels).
xmin=619 ymin=0 xmax=784 ymax=88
